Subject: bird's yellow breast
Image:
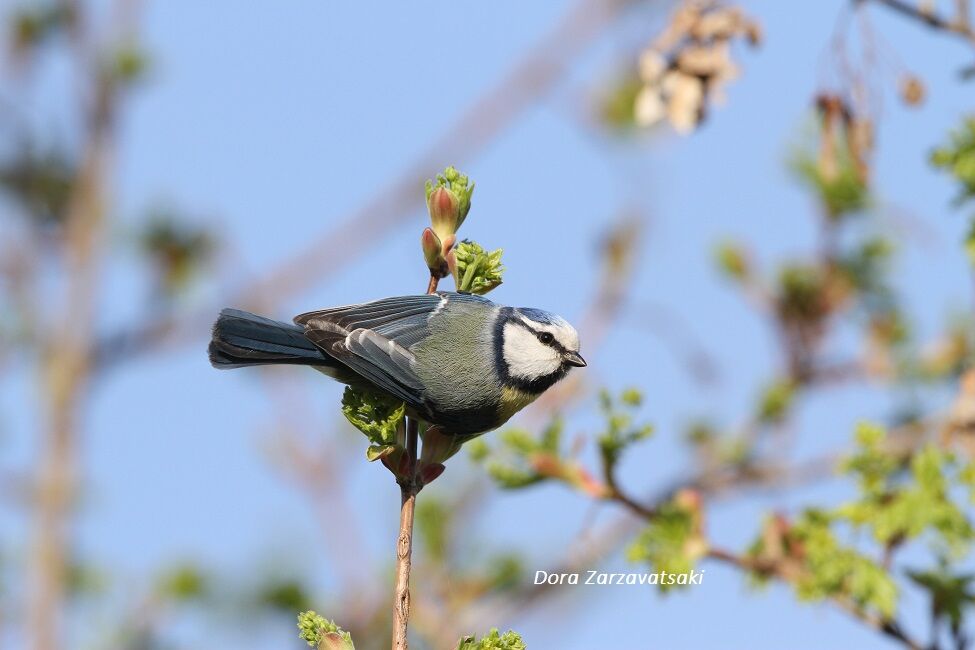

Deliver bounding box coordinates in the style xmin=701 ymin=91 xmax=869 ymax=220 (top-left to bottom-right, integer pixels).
xmin=498 ymin=385 xmax=540 ymax=423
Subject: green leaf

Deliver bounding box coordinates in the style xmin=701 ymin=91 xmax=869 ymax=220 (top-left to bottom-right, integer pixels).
xmin=155 ymin=563 xmax=207 ymax=602
xmin=456 ymin=628 xmax=526 ymax=650
xmin=788 ymin=510 xmax=897 ymax=617
xmin=297 ymin=611 xmax=355 ymax=649
xmin=931 ymin=117 xmax=975 ymax=206
xmin=341 ymin=387 xmax=405 ymax=447
xmin=907 ymin=564 xmax=975 ymax=629
xmin=626 ymin=499 xmax=702 ymax=591
xmin=756 ymin=379 xmax=796 ymax=424
xmin=365 ymin=444 xmax=397 ymax=462
xmin=454 ymin=240 xmax=504 ymax=295
xmin=597 ymin=389 xmax=654 ymax=471
xmin=791 ymin=138 xmax=869 ymax=219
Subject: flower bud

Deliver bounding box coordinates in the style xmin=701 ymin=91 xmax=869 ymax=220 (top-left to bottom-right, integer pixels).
xmin=424 ymin=166 xmax=474 ymax=240
xmin=421 ymin=227 xmax=448 ymax=278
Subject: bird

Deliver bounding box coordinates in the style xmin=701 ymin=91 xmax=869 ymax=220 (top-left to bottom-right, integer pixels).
xmin=208 ymin=292 xmax=586 ymax=438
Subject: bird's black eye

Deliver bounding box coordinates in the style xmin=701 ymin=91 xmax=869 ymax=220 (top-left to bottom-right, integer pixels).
xmin=539 ymin=332 xmax=554 ymax=345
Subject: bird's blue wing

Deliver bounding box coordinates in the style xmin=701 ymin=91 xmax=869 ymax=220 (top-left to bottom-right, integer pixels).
xmin=294 ymin=293 xmax=491 ymax=409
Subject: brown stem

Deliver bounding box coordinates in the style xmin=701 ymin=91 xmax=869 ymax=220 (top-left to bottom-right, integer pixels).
xmin=863 ymin=0 xmax=975 ymax=43
xmin=392 ymin=417 xmax=419 ymax=650
xmin=391 ymin=274 xmax=439 ymax=649
xmin=29 ymin=71 xmax=117 ymax=650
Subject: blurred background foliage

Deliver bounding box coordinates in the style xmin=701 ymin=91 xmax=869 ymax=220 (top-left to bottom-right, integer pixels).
xmin=3 ymin=0 xmax=975 ymax=649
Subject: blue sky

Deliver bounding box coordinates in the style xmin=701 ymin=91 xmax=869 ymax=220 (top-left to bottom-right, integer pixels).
xmin=5 ymin=0 xmax=975 ymax=647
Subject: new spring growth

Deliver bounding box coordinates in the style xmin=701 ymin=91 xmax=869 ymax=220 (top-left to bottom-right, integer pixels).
xmin=297 ymin=611 xmax=355 ymax=649
xmin=423 ymin=166 xmax=474 ymax=278
xmin=341 ymin=387 xmax=405 ymax=464
xmin=453 ymin=240 xmax=504 ymax=295
xmin=456 ymin=628 xmax=527 ymax=650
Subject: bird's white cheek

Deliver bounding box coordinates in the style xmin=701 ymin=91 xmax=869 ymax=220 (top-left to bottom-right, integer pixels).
xmin=502 ymin=326 xmax=561 ymax=379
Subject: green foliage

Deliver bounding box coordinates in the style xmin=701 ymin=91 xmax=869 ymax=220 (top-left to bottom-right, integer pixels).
xmin=105 ymin=44 xmax=149 ymax=86
xmin=836 ymin=237 xmax=895 ymax=309
xmin=756 ymin=378 xmax=796 ymax=424
xmin=787 ymin=509 xmax=898 ymax=617
xmin=0 ymin=145 xmax=75 ymax=225
xmin=907 ymin=563 xmax=975 ymax=630
xmin=139 ymin=210 xmax=215 ymax=294
xmin=792 ymin=145 xmax=869 ymax=220
xmin=714 ymin=241 xmax=750 ymax=281
xmin=931 ymin=117 xmax=975 ymax=206
xmin=297 ymin=611 xmax=355 ymax=649
xmin=259 ymin=578 xmax=312 ymax=613
xmin=839 ymin=439 xmax=975 ymax=553
xmin=485 ymin=552 xmax=524 ymax=592
xmin=416 ymin=497 xmax=451 ymax=562
xmin=626 ymin=499 xmax=702 ymax=590
xmin=456 ymin=628 xmax=526 ymax=650
xmin=967 ymin=220 xmax=975 ymax=267
xmin=155 ymin=563 xmax=207 ymax=602
xmin=478 ymin=421 xmax=563 ymax=489
xmin=599 ymin=69 xmax=644 ymax=131
xmin=776 ymin=264 xmax=827 ymax=322
xmin=341 ymin=386 xmax=406 ymax=460
xmin=597 ymin=388 xmax=654 ymax=473
xmin=65 ymin=559 xmax=107 ymax=598
xmin=9 ymin=2 xmax=75 ymax=52
xmin=454 ymin=240 xmax=504 ymax=295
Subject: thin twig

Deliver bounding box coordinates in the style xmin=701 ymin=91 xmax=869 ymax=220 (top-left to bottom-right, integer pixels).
xmin=392 ymin=416 xmax=419 ymax=650
xmin=390 ymin=273 xmax=440 ymax=649
xmin=862 ymin=0 xmax=975 ymax=43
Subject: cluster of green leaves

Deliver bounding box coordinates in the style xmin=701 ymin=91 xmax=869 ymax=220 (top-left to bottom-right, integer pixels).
xmin=931 ymin=117 xmax=975 ymax=207
xmin=296 ymin=611 xmax=354 ymax=649
xmin=839 ymin=423 xmax=974 ymax=554
xmin=454 ymin=240 xmax=504 ymax=295
xmin=0 ymin=145 xmax=75 ymax=226
xmin=139 ymin=209 xmax=215 ymax=295
xmin=456 ymin=628 xmax=526 ymax=650
xmin=598 ymin=69 xmax=644 ymax=131
xmin=340 ymin=386 xmax=406 ymax=461
xmin=626 ymin=497 xmax=703 ymax=591
xmin=9 ymin=1 xmax=75 ymax=52
xmin=766 ymin=509 xmax=898 ymax=617
xmin=597 ymin=388 xmax=654 ymax=475
xmin=906 ymin=562 xmax=975 ymax=635
xmin=745 ymin=422 xmax=975 ymax=622
xmin=472 ymin=388 xmax=653 ymax=496
xmin=931 ymin=116 xmax=975 ymax=267
xmin=756 ymin=378 xmax=796 ymax=424
xmin=791 ymin=139 xmax=869 ymax=220
xmin=469 ymin=419 xmax=565 ymax=489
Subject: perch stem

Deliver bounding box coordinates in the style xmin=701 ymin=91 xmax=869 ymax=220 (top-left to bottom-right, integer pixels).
xmin=391 ymin=418 xmax=418 ymax=650
xmin=391 ymin=274 xmax=439 ymax=649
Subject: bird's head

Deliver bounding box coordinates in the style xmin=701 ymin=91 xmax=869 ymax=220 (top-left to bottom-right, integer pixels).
xmin=495 ymin=307 xmax=586 ymax=394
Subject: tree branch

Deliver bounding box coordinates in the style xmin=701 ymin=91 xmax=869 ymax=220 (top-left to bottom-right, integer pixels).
xmin=862 ymin=0 xmax=975 ymax=44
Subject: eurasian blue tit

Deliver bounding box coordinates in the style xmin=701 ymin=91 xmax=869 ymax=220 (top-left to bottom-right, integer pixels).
xmin=208 ymin=292 xmax=586 ymax=437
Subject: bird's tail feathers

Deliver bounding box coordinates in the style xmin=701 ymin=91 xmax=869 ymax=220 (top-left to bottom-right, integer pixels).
xmin=208 ymin=308 xmax=328 ymax=369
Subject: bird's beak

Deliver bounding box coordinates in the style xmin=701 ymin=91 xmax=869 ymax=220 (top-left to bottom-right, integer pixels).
xmin=564 ymin=351 xmax=587 ymax=367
